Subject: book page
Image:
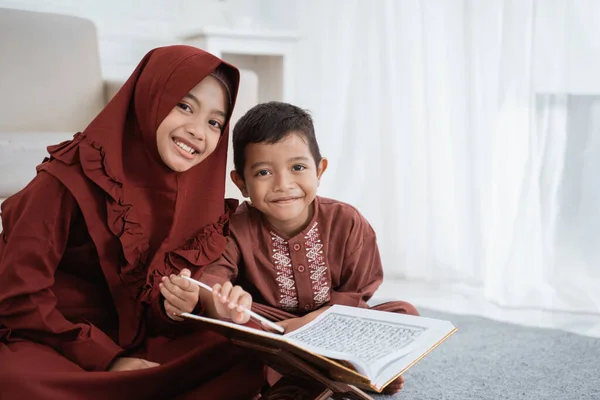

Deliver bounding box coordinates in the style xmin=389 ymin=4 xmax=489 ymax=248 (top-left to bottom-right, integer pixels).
xmin=283 ymin=305 xmax=456 ymax=386
xmin=284 ymin=306 xmax=438 ymax=378
xmin=286 ymin=312 xmax=426 ymax=367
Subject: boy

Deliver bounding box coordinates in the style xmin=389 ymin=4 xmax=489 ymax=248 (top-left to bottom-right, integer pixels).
xmin=161 ymin=102 xmax=418 ymax=393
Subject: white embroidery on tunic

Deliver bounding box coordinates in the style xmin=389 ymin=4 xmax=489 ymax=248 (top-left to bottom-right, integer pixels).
xmin=270 ymin=234 xmax=298 ymax=312
xmin=304 ymin=222 xmax=330 ymax=306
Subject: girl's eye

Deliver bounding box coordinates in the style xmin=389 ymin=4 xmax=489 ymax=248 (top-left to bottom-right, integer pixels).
xmin=177 ymin=103 xmax=192 ymax=113
xmin=292 ymin=165 xmax=306 ymax=172
xmin=256 ymin=170 xmax=271 ymax=177
xmin=209 ymin=120 xmax=223 ymax=130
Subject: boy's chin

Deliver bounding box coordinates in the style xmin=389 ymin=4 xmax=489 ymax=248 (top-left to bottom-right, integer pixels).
xmin=267 ymin=210 xmax=309 ymax=226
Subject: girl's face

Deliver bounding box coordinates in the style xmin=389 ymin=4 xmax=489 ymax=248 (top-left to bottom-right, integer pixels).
xmin=156 ymin=75 xmax=228 ymax=173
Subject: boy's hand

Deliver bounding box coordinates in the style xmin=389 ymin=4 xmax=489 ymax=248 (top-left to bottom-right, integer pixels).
xmin=212 ymin=281 xmax=252 ymax=324
xmin=159 ymin=269 xmax=200 ymax=321
xmin=276 ymin=317 xmax=304 ymax=333
xmin=382 ymin=375 xmax=405 ymax=393
xmin=277 ymin=307 xmax=328 ymax=333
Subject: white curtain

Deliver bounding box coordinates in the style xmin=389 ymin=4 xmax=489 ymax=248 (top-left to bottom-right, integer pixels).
xmin=294 ymin=0 xmax=600 ymax=314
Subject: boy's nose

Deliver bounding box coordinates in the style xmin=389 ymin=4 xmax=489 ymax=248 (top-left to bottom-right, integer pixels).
xmin=273 ymin=173 xmax=294 ymax=191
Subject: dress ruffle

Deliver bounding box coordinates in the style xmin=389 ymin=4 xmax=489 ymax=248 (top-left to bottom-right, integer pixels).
xmin=45 ymin=133 xmax=150 ymax=298
xmin=166 ymin=212 xmax=229 ymax=271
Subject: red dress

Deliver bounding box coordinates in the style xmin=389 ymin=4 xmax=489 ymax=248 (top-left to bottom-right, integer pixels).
xmin=0 ymin=45 xmax=265 ymax=399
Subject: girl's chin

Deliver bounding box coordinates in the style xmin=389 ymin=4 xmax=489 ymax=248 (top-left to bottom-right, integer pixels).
xmin=167 ymin=159 xmax=193 ymax=172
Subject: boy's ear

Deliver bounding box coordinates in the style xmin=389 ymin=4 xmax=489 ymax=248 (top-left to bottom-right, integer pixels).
xmin=316 ymin=158 xmax=328 ymax=186
xmin=230 ymin=170 xmax=249 ymax=198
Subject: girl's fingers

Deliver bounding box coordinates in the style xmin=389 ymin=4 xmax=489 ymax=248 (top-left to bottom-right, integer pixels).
xmin=171 ymin=272 xmax=197 ymax=293
xmin=160 ymin=277 xmax=199 ymax=312
xmin=161 ymin=277 xmax=187 ymax=301
xmin=164 ymin=300 xmax=185 ymax=321
xmin=160 ymin=282 xmax=192 ymax=311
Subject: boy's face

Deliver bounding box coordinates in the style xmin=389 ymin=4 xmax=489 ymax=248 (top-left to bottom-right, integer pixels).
xmin=156 ymin=75 xmax=227 ymax=172
xmin=231 ymin=132 xmax=327 ymax=236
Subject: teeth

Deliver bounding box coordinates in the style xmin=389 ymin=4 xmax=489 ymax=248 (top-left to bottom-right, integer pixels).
xmin=175 ymin=140 xmax=196 ymax=154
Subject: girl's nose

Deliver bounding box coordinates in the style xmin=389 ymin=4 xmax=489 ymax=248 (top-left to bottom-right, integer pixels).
xmin=187 ymin=123 xmax=205 ymax=140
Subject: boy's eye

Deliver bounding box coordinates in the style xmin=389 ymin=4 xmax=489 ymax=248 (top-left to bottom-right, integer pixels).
xmin=292 ymin=164 xmax=306 ymax=172
xmin=256 ymin=170 xmax=271 ymax=177
xmin=177 ymin=103 xmax=192 ymax=113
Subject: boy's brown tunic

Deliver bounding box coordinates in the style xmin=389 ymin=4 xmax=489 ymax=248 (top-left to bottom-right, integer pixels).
xmin=202 ymin=196 xmax=418 ymax=320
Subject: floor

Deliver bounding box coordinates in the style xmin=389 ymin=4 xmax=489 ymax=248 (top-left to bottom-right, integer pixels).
xmin=371 ymin=307 xmax=600 ymax=400
xmin=372 ymin=279 xmax=600 ymax=338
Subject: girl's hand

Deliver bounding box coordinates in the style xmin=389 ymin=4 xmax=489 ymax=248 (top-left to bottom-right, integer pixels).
xmin=159 ymin=269 xmax=200 ymax=321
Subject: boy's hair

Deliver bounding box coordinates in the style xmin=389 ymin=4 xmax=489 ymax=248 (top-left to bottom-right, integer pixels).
xmin=232 ymin=101 xmax=322 ymax=179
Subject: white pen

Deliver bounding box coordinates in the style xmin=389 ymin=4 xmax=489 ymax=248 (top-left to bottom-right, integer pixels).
xmin=181 ymin=275 xmax=285 ymax=334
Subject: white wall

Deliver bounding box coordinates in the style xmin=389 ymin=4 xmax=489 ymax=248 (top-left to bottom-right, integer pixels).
xmin=1 ymin=0 xmax=172 ymax=80
xmin=0 ymin=0 xmax=298 ymax=81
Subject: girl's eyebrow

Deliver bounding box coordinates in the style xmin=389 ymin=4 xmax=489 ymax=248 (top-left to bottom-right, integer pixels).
xmin=182 ymin=93 xmax=200 ymax=107
xmin=212 ymin=109 xmax=227 ymax=119
xmin=182 ymin=93 xmax=226 ymax=118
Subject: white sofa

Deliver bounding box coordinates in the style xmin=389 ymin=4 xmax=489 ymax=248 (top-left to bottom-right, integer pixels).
xmin=0 ymin=8 xmax=121 ymax=209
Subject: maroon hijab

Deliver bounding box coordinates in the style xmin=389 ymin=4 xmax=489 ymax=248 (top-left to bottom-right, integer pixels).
xmin=37 ymin=45 xmax=239 ymax=345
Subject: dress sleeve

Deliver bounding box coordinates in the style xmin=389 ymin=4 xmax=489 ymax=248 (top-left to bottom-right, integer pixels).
xmin=0 ymin=173 xmax=123 ymax=371
xmin=327 ymin=214 xmax=383 ymax=308
xmin=200 ymin=236 xmax=242 ymax=288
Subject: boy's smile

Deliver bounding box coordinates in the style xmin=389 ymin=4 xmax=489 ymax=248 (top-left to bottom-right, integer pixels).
xmin=231 ymin=132 xmax=327 ymax=238
xmin=270 ymin=196 xmax=301 ymax=204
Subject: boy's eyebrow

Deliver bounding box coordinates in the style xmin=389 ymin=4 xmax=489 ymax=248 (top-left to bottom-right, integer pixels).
xmin=249 ymin=161 xmax=270 ymax=171
xmin=182 ymin=93 xmax=227 ymax=118
xmin=288 ymin=156 xmax=310 ymax=163
xmin=248 ymin=157 xmax=310 ymax=171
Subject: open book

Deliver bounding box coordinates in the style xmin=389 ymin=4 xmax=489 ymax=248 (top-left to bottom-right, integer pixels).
xmin=182 ymin=305 xmax=457 ymax=392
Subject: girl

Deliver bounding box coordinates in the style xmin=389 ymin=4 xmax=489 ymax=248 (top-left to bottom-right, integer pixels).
xmin=0 ymin=45 xmax=265 ymax=399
